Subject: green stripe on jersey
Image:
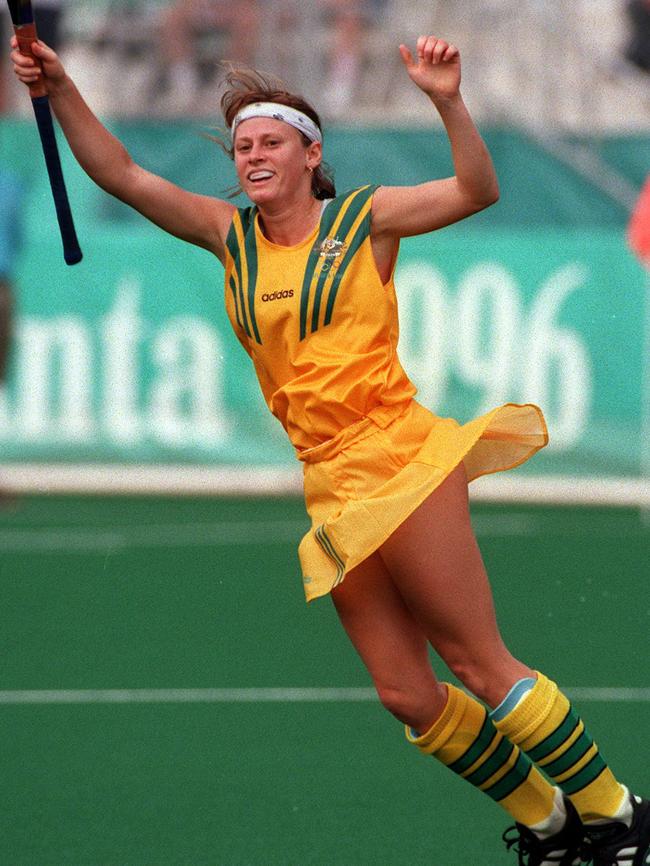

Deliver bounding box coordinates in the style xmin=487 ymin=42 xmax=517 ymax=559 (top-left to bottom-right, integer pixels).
xmin=323 ymin=205 xmax=373 ymax=326
xmin=228 ymin=275 xmax=242 ymax=330
xmin=226 ymin=214 xmax=252 ymax=339
xmin=244 ymin=219 xmax=261 ymax=344
xmin=239 ymin=206 xmax=256 ymax=235
xmin=310 ymin=255 xmax=333 ymax=334
xmin=299 ymin=197 xmax=346 ymax=341
xmin=311 ymin=186 xmax=376 ymax=333
xmin=299 ymin=186 xmax=377 ymax=339
xmin=330 ymin=185 xmax=375 ymax=249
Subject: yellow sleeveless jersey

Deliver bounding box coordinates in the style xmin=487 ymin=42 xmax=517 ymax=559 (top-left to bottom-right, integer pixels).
xmin=223 ymin=185 xmax=416 ymax=453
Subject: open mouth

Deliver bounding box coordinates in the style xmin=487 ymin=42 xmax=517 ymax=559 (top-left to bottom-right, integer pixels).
xmin=247 ymin=170 xmax=275 ymax=185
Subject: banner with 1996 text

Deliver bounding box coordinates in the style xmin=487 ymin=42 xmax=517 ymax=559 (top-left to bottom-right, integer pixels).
xmin=0 ymin=227 xmax=647 ymax=480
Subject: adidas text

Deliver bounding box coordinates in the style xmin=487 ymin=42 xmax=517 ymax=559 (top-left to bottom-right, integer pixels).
xmin=261 ymin=290 xmax=294 ymax=302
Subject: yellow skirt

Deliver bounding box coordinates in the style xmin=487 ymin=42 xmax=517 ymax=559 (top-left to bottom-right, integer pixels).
xmin=296 ymin=399 xmax=548 ymax=603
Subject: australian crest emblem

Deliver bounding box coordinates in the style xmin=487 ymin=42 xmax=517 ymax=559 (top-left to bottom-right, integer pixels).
xmin=318 ymin=237 xmax=347 ymax=261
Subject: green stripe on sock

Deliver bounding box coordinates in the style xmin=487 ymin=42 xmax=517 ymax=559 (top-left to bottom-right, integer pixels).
xmin=486 ymin=753 xmax=532 ymax=802
xmin=448 ymin=713 xmax=497 ymax=775
xmin=527 ymin=707 xmax=579 ymax=763
xmin=543 ymin=730 xmax=593 ymax=778
xmin=464 ymin=737 xmax=515 ymax=788
xmin=559 ymin=753 xmax=608 ymax=796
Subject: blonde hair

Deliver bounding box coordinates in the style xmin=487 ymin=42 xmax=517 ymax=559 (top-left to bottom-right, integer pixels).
xmin=215 ymin=64 xmax=336 ymax=200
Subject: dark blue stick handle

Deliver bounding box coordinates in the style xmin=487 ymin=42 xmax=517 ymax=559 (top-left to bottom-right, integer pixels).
xmin=31 ymin=95 xmax=82 ymax=265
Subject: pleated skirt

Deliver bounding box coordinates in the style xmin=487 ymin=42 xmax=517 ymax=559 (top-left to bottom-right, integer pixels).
xmin=297 ymin=399 xmax=548 ymax=602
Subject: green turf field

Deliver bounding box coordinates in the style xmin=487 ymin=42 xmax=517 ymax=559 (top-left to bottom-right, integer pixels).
xmin=1 ymin=495 xmax=648 ymax=865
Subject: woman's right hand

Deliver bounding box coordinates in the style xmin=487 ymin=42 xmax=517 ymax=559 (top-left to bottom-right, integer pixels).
xmin=10 ymin=35 xmax=66 ymax=94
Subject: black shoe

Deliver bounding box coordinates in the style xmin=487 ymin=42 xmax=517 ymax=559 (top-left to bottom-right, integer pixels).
xmin=584 ymin=795 xmax=650 ymax=866
xmin=503 ymin=797 xmax=586 ymax=865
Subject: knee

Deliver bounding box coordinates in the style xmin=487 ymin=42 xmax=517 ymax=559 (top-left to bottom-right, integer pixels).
xmin=374 ymin=681 xmax=446 ymax=731
xmin=375 ymin=684 xmax=415 ymax=721
xmin=440 ymin=645 xmax=523 ymax=707
xmin=441 ymin=650 xmax=493 ymax=704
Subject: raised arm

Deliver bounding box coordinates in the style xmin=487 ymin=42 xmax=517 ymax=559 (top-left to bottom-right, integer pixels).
xmin=10 ymin=37 xmax=235 ymax=261
xmin=371 ymin=36 xmax=499 ymax=240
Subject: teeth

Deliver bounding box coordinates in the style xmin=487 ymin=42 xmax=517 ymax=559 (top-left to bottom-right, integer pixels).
xmin=249 ymin=171 xmax=273 ymax=181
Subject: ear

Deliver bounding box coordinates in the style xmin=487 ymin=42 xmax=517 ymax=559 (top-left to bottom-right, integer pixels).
xmin=305 ymin=140 xmax=322 ymax=171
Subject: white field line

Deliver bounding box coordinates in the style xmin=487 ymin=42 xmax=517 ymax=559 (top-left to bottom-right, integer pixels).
xmin=565 ymin=687 xmax=650 ymax=702
xmin=0 ymin=687 xmax=649 ymax=705
xmin=1 ymin=510 xmax=646 ymax=553
xmin=0 ymin=514 xmax=544 ymax=554
xmin=1 ymin=464 xmax=649 ymax=506
xmin=0 ymin=687 xmax=378 ymax=705
xmin=0 ymin=464 xmax=303 ymax=496
xmin=0 ymin=520 xmax=309 ymax=552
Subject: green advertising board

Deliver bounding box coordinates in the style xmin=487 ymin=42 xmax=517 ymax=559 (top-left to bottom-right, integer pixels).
xmin=0 ymin=226 xmax=646 ymax=480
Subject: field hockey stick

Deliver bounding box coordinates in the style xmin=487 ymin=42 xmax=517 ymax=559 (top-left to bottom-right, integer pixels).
xmin=7 ymin=0 xmax=82 ymax=265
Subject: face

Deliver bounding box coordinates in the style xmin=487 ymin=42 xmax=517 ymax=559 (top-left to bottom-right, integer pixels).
xmin=233 ymin=117 xmax=321 ymax=206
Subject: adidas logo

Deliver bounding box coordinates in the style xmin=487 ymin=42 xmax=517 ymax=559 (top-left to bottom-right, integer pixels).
xmin=261 ymin=290 xmax=294 ymax=302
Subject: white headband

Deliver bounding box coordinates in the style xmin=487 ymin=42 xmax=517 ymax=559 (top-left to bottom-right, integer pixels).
xmin=231 ymin=102 xmax=322 ymax=144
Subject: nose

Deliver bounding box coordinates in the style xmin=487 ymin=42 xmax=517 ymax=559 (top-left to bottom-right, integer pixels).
xmin=247 ymin=142 xmax=264 ymax=163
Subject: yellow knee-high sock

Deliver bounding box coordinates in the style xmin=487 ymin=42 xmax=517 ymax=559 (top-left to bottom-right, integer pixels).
xmin=493 ymin=672 xmax=626 ymax=823
xmin=406 ymin=683 xmax=557 ymax=828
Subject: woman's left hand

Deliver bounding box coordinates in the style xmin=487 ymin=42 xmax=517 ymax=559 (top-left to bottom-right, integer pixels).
xmin=399 ymin=35 xmax=461 ymax=101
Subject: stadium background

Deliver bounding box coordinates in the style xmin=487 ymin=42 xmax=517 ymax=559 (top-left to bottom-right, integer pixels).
xmin=0 ymin=1 xmax=648 ymax=864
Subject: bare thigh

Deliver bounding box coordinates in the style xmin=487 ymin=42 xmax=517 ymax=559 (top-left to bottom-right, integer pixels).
xmin=331 ymin=550 xmax=447 ymax=733
xmin=378 ymin=464 xmax=533 ymax=708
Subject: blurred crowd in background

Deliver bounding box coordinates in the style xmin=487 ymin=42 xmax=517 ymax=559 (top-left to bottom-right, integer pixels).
xmin=0 ymin=0 xmax=649 ymax=128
